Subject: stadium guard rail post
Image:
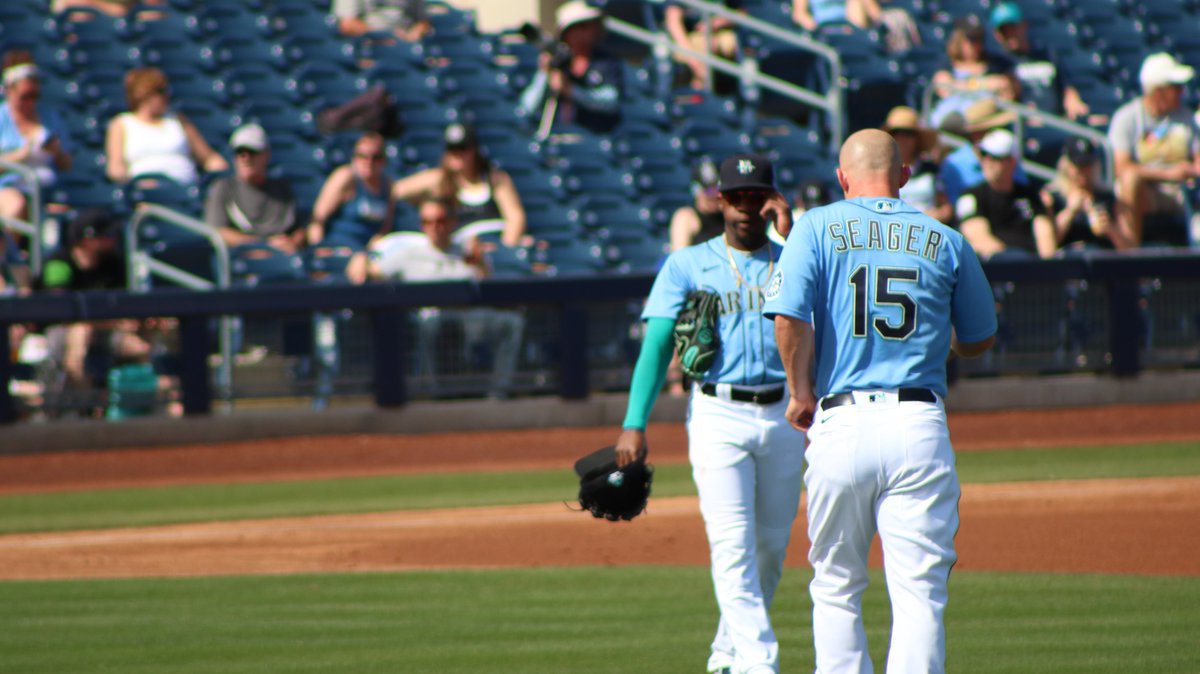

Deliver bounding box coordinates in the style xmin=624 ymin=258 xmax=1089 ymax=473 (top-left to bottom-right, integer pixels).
xmin=921 ymin=80 xmax=1115 ymax=186
xmin=0 ymin=161 xmax=44 ymax=278
xmin=603 ymin=0 xmax=845 ymax=154
xmin=1 ymin=252 xmax=1199 ymax=423
xmin=125 ymin=203 xmax=236 ymax=408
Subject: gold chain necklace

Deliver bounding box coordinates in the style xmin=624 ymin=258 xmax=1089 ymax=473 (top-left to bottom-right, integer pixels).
xmin=723 ymin=233 xmax=773 ymax=291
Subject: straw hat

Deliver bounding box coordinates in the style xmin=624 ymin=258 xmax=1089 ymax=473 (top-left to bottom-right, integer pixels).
xmin=882 ymin=106 xmax=938 ymax=152
xmin=962 ymin=98 xmax=1018 ymax=134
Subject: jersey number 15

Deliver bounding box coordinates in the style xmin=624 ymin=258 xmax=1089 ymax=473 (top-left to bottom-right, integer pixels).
xmin=849 ymin=265 xmax=918 ymax=340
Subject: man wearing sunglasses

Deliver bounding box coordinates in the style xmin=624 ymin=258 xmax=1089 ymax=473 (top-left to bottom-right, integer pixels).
xmin=204 ymin=124 xmax=301 ymax=255
xmin=954 ymin=128 xmax=1056 ymax=259
xmin=614 ymin=154 xmax=800 ymax=674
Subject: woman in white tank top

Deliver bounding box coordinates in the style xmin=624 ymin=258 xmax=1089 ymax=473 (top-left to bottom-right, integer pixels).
xmin=105 ymin=67 xmax=227 ymax=186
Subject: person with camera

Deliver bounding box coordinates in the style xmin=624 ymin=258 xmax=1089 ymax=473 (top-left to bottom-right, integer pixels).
xmin=518 ymin=1 xmax=623 ymax=135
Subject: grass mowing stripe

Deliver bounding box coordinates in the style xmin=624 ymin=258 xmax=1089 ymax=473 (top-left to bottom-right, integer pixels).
xmin=0 ymin=466 xmax=698 ymax=535
xmin=1 ymin=441 xmax=1197 ymax=535
xmin=0 ymin=568 xmax=1196 ymax=674
xmin=955 ymin=440 xmax=1200 ymax=483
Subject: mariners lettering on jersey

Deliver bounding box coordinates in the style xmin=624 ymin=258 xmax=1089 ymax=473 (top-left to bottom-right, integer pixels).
xmin=707 ymin=284 xmax=767 ymax=315
xmin=827 ymin=219 xmax=943 ymax=262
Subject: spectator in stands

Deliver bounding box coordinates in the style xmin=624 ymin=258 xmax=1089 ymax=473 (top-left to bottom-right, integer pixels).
xmin=669 ymin=157 xmax=724 ymax=251
xmin=1108 ymin=53 xmax=1200 ymax=247
xmin=664 ymin=0 xmax=744 ymax=94
xmin=930 ymin=15 xmax=1018 ymax=128
xmin=955 ymin=129 xmax=1056 ymax=259
xmin=392 ymin=123 xmax=527 ymax=247
xmin=332 ymin=0 xmax=430 ymax=42
xmin=105 ymin=67 xmax=227 ymax=187
xmin=518 ymin=1 xmax=623 ymax=135
xmin=204 ymin=124 xmax=301 ymax=254
xmin=0 ymin=51 xmax=73 ymax=226
xmin=883 ymin=106 xmax=952 ymax=223
xmin=308 ymin=131 xmax=395 ymax=284
xmin=369 ymin=197 xmax=524 ymax=399
xmin=35 ymin=208 xmax=150 ymax=409
xmin=792 ymin=0 xmax=881 ymax=32
xmin=939 ymin=98 xmax=1029 ymax=204
xmin=989 ymin=2 xmax=1088 ymax=120
xmin=1040 ymin=137 xmax=1134 ymax=252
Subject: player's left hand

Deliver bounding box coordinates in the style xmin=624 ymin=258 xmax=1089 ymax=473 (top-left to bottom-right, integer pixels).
xmin=785 ymin=390 xmax=817 ymax=432
xmin=761 ymin=191 xmax=794 ymax=239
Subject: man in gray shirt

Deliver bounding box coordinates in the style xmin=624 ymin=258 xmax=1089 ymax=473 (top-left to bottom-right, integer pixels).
xmin=332 ymin=0 xmax=430 ymax=41
xmin=204 ymin=124 xmax=301 ymax=254
xmin=1108 ymin=52 xmax=1200 ymax=247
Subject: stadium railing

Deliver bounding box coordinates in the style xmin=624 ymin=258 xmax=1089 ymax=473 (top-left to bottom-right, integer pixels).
xmin=1 ymin=250 xmax=1199 ymax=423
xmin=0 ymin=161 xmax=45 ymax=278
xmin=602 ymin=0 xmax=846 ymax=154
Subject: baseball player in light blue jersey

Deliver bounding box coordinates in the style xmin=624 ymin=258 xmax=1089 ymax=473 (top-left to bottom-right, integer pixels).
xmin=764 ymin=130 xmax=997 ymax=674
xmin=615 ymin=154 xmax=804 ymax=674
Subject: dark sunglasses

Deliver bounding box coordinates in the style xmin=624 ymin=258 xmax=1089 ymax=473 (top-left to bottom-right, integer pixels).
xmin=421 ymin=216 xmax=450 ymax=224
xmin=979 ymin=151 xmax=1011 ymax=161
xmin=234 ymin=148 xmax=262 ymax=157
xmin=355 ymin=152 xmax=385 ymax=161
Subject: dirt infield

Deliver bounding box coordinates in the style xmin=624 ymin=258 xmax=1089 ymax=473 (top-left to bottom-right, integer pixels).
xmin=1 ymin=402 xmax=1199 ymax=580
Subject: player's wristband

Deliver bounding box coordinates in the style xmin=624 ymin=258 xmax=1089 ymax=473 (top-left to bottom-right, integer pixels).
xmin=622 ymin=317 xmax=675 ymax=430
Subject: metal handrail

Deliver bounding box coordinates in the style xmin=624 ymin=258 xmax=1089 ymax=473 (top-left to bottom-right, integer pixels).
xmin=921 ymin=81 xmax=1114 ymax=186
xmin=126 ymin=203 xmax=235 ymax=407
xmin=0 ymin=160 xmax=44 ymax=277
xmin=604 ymin=0 xmax=845 ymax=152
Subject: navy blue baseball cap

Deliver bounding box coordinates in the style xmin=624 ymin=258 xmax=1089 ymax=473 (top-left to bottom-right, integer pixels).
xmin=718 ymin=153 xmax=776 ymax=193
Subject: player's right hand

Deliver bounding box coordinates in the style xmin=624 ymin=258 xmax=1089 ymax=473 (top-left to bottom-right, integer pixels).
xmin=785 ymin=392 xmax=816 ymax=432
xmin=615 ymin=428 xmax=648 ymax=467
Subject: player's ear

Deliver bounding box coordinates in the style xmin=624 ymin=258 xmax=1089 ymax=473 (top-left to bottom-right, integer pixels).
xmin=898 ymin=163 xmax=912 ymax=189
xmin=835 ymin=167 xmax=850 ymax=195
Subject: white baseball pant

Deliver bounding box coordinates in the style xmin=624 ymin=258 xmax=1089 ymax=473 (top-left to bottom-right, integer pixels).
xmin=804 ymin=390 xmax=959 ymax=674
xmin=688 ymin=383 xmax=806 ymax=674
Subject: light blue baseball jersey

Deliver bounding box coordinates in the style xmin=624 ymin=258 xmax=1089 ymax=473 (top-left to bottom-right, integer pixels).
xmin=644 ymin=236 xmax=787 ymax=385
xmin=762 ymin=197 xmax=996 ymax=398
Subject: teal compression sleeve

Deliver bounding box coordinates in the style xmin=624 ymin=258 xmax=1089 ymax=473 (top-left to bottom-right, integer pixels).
xmin=622 ymin=317 xmax=676 ymax=430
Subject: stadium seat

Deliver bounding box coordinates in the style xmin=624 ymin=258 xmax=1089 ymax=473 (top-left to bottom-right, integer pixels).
xmin=137 ymin=38 xmax=216 ymax=79
xmin=126 ymin=173 xmax=202 ymax=214
xmin=304 ymin=244 xmax=356 ymax=283
xmin=118 ymin=6 xmax=200 ymax=43
xmin=425 ymin=34 xmax=495 ymax=63
xmin=281 ymin=34 xmax=356 ymax=70
xmin=233 ymin=101 xmax=318 ymax=141
xmin=53 ymin=7 xmax=121 ymax=46
xmin=424 ymin=0 xmax=476 ymax=36
xmin=220 ymin=64 xmax=301 ymax=105
xmin=211 ymin=36 xmax=290 ymax=73
xmin=229 ymin=243 xmax=308 ymax=286
xmin=396 ymin=128 xmax=446 ymax=167
xmin=533 ymin=237 xmax=609 ymax=275
xmin=294 ymin=62 xmax=369 ymax=109
xmin=560 ymin=160 xmax=637 ymax=198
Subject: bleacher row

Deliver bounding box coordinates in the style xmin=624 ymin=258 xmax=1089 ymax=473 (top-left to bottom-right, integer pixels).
xmin=5 ymin=0 xmax=1200 ymax=281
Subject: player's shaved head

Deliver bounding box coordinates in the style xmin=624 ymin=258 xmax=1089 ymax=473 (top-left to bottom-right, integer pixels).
xmin=836 ymin=129 xmax=908 ymax=199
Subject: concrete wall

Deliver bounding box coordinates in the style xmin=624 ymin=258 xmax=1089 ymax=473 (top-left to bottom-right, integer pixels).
xmin=7 ymin=370 xmax=1200 ymax=453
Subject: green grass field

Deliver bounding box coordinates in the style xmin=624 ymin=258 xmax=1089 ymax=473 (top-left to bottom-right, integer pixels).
xmin=1 ymin=568 xmax=1197 ymax=673
xmin=1 ymin=440 xmax=1198 ymax=673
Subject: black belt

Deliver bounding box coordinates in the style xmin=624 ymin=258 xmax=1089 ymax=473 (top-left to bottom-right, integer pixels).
xmin=820 ymin=387 xmax=937 ymax=411
xmin=699 ymin=382 xmax=786 ymax=405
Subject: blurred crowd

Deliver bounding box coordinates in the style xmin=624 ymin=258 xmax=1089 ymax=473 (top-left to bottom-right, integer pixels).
xmin=1 ymin=0 xmax=1198 ymax=416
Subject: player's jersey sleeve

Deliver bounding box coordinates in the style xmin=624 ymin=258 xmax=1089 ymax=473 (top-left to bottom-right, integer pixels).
xmin=950 ymin=236 xmax=998 ymax=343
xmin=642 ymin=250 xmax=693 ymax=320
xmin=762 ymin=212 xmax=819 ymax=322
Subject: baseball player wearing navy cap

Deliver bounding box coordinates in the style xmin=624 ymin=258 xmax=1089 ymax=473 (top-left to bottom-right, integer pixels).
xmin=765 ymin=130 xmax=997 ymax=674
xmin=615 ymin=153 xmax=801 ymax=674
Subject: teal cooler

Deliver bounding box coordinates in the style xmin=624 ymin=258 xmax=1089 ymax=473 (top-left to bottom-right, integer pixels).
xmin=106 ymin=364 xmax=159 ymax=420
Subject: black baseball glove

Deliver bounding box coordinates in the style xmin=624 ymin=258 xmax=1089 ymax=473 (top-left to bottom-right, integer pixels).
xmin=674 ymin=289 xmax=722 ymax=379
xmin=574 ymin=446 xmax=653 ymax=522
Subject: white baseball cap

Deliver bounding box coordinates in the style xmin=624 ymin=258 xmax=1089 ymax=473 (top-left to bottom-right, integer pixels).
xmin=230 ymin=123 xmax=269 ymax=152
xmin=1140 ymin=52 xmax=1194 ymax=92
xmin=978 ymin=128 xmax=1017 ymax=159
xmin=556 ymin=0 xmax=602 ymax=33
